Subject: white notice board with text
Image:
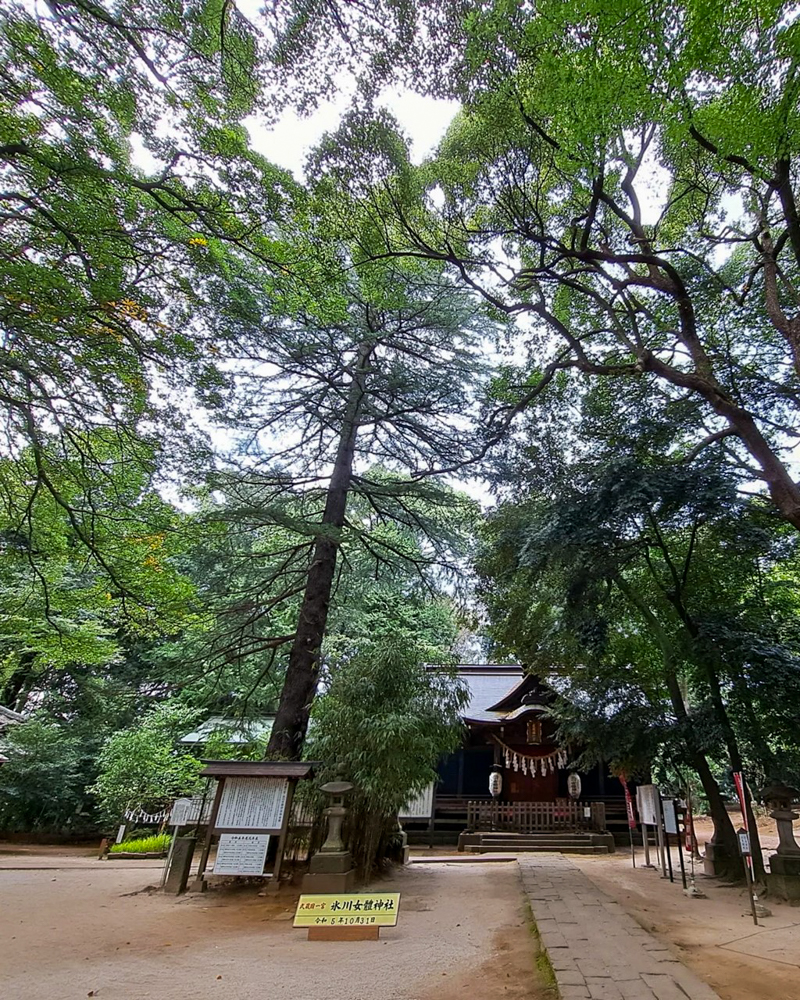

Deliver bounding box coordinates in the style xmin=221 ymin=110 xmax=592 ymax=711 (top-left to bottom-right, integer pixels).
xmin=213 ymin=833 xmax=270 ymax=875
xmin=214 ymin=777 xmax=289 ymax=831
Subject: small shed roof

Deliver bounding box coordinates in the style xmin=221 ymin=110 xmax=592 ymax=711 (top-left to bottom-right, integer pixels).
xmin=179 ymin=716 xmax=274 ymax=745
xmin=199 ymin=759 xmax=317 ymax=779
xmin=0 ymin=705 xmax=24 ymax=728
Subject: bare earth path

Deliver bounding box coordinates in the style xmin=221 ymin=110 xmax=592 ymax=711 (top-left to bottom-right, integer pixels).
xmin=0 ymin=847 xmax=550 ymax=1000
xmin=572 ymin=851 xmax=800 ymax=1000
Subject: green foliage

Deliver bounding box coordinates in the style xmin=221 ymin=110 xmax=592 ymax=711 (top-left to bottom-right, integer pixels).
xmin=110 ymin=833 xmax=171 ymax=854
xmin=477 ymin=380 xmax=800 ymax=793
xmin=305 ymin=634 xmax=467 ymax=877
xmin=0 ymin=718 xmax=92 ymax=832
xmin=92 ymin=702 xmax=204 ymax=822
xmin=295 ymin=0 xmax=800 ymax=530
xmin=0 ymin=431 xmax=199 ymax=714
xmin=4 ymin=0 xmax=798 ymax=848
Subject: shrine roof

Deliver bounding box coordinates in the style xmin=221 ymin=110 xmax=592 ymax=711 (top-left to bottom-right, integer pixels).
xmin=455 ymin=664 xmax=521 ymax=722
xmin=454 ymin=664 xmax=552 ymax=724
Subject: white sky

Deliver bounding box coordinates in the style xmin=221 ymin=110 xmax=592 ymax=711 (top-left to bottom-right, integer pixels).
xmin=246 ymin=89 xmax=460 ymax=179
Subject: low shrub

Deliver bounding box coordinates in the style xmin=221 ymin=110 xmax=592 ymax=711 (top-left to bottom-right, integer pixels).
xmin=109 ymin=833 xmax=171 ymax=854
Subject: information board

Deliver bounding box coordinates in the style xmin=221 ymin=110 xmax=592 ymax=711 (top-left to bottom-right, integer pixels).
xmin=215 ymin=777 xmax=288 ymax=831
xmin=662 ymin=797 xmax=678 ymax=835
xmin=636 ymin=784 xmax=660 ymax=826
xmin=213 ymin=833 xmax=270 ymax=875
xmin=170 ymin=794 xmax=215 ymax=828
xmin=294 ymin=893 xmax=401 ymax=928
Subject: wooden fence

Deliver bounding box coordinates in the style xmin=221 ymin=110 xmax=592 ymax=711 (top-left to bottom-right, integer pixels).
xmin=466 ymin=799 xmax=606 ymax=833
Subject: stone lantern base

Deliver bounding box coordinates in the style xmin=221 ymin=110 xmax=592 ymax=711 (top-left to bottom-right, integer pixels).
xmin=302 ymin=849 xmax=356 ymax=893
xmin=703 ymin=840 xmax=737 ymax=877
xmin=767 ymin=854 xmax=800 ymax=902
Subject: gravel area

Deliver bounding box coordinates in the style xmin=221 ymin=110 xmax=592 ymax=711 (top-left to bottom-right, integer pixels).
xmin=0 ymin=848 xmax=547 ymax=1000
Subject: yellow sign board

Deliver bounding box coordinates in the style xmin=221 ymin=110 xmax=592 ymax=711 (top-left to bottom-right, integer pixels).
xmin=294 ymin=893 xmax=401 ymax=927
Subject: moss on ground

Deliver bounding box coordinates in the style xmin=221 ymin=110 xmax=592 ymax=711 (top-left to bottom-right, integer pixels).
xmin=523 ymin=898 xmax=560 ymax=998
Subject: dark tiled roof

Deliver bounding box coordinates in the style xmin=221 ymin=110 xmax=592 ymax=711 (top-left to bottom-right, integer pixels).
xmin=456 ymin=664 xmax=525 ymax=723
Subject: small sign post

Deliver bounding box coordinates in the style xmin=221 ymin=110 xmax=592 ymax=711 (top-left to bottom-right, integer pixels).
xmin=294 ymin=893 xmax=401 ymax=941
xmin=738 ymin=827 xmax=759 ymax=926
xmin=661 ymin=797 xmax=677 ymax=884
xmin=636 ymin=785 xmax=659 ymax=869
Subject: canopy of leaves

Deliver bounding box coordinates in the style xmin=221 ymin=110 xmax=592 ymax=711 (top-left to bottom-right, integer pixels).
xmin=477 ymin=385 xmax=800 ymax=788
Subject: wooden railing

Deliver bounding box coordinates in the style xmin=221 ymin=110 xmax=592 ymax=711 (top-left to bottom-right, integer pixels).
xmin=466 ymin=800 xmax=606 ymax=833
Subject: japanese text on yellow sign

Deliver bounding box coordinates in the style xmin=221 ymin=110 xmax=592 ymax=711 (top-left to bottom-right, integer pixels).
xmin=293 ymin=893 xmax=401 ymax=927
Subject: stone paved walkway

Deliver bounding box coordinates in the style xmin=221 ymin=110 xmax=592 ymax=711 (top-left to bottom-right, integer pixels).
xmin=519 ymin=856 xmax=722 ymax=1000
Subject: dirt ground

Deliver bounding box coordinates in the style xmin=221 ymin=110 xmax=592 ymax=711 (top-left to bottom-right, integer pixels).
xmin=0 ymin=846 xmax=553 ymax=1000
xmin=572 ymin=817 xmax=800 ymax=1000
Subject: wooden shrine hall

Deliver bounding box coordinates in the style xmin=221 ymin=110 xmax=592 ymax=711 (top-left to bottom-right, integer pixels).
xmin=401 ymin=664 xmax=628 ymax=853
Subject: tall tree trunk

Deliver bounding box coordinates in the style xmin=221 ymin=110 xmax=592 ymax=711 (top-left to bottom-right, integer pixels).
xmin=694 ymin=650 xmax=766 ymax=880
xmin=2 ymin=651 xmax=36 ymax=712
xmin=266 ymin=343 xmax=373 ymax=760
xmin=661 ymin=664 xmax=740 ymax=867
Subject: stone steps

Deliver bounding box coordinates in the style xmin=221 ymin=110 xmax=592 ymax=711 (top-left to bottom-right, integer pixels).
xmin=464 ymin=833 xmax=613 ymax=855
xmin=470 ymin=844 xmax=610 ymax=855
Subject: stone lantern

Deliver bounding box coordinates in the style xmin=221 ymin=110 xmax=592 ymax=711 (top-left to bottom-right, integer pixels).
xmin=762 ymin=781 xmax=800 ymax=902
xmin=302 ymin=777 xmax=356 ymax=893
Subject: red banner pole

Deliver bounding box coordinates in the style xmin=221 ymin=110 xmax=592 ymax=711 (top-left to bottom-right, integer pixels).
xmin=620 ymin=775 xmax=637 ymax=868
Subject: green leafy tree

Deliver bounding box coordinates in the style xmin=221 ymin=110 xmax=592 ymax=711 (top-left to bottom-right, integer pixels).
xmin=0 ymin=0 xmax=306 ymax=590
xmin=305 ymin=633 xmax=467 ymax=877
xmin=197 ymin=269 xmax=488 ymax=759
xmin=0 ymin=718 xmax=90 ymax=832
xmin=300 ymin=0 xmax=800 ymax=531
xmin=0 ymin=431 xmax=197 ymax=711
xmin=155 ymin=462 xmax=478 ymax=745
xmin=91 ymin=702 xmax=204 ymax=822
xmin=478 ymin=385 xmax=800 ymax=877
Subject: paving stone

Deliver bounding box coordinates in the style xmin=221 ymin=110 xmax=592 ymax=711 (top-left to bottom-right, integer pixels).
xmin=539 ymin=931 xmax=570 ymax=949
xmin=609 ymin=969 xmax=645 ymax=982
xmin=641 ymin=975 xmax=693 ymax=1000
xmin=619 ymin=983 xmax=657 ymax=1000
xmin=550 ymin=954 xmax=579 ymax=972
xmin=556 ymin=971 xmax=587 ymax=986
xmin=576 ymin=961 xmax=612 ymax=978
xmin=517 ymin=856 xmax=722 ymax=1000
xmin=587 ymin=981 xmax=624 ymax=1000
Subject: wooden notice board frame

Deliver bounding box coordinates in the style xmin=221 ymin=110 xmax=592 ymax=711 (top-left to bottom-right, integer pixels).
xmin=193 ymin=760 xmax=317 ymax=889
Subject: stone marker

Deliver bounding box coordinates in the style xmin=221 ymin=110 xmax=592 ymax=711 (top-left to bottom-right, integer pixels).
xmin=763 ymin=782 xmax=800 ymax=902
xmin=164 ymin=835 xmax=196 ymax=895
xmin=302 ymin=778 xmax=356 ymax=893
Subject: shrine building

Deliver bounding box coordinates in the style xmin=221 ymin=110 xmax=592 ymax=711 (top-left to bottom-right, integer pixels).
xmin=401 ymin=664 xmax=630 ymax=852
